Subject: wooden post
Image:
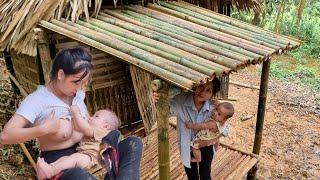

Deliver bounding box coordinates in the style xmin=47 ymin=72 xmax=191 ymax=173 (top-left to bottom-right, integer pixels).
xmin=35 ymin=28 xmax=52 ymax=83
xmin=247 ymin=57 xmax=271 ymax=180
xmin=152 ymin=79 xmax=170 ymax=180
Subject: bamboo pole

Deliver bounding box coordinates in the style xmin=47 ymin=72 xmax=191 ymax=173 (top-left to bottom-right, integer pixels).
xmin=173 ymin=1 xmax=301 ymax=47
xmin=144 ymin=4 xmax=277 ymax=53
xmin=35 ymin=28 xmax=52 ymax=83
xmin=89 ymin=16 xmax=231 ymax=73
xmin=247 ymin=57 xmax=271 ymax=180
xmin=77 ymin=19 xmax=218 ymax=76
xmin=229 ymin=80 xmax=260 ymax=90
xmin=160 ymin=2 xmax=286 ymax=49
xmin=152 ymin=79 xmax=170 ymax=180
xmin=60 ymin=20 xmax=208 ymax=83
xmin=40 ymin=20 xmax=195 ymax=90
xmin=7 ymin=72 xmax=37 ymax=171
xmin=101 ymin=11 xmax=252 ymax=63
xmin=95 ymin=15 xmax=241 ymax=69
xmin=125 ymin=6 xmax=273 ymax=56
xmin=116 ymin=10 xmax=263 ymax=60
xmin=169 ymin=1 xmax=291 ymax=47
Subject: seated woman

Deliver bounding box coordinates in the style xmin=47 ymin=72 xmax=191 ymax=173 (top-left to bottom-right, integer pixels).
xmin=0 ymin=48 xmax=143 ymax=180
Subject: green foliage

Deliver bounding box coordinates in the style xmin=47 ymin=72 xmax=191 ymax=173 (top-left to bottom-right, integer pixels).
xmin=232 ymin=0 xmax=320 ymax=92
xmin=270 ymin=61 xmax=320 ymax=91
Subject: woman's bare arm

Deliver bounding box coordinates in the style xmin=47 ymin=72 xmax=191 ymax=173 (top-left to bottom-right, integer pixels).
xmin=0 ymin=112 xmax=60 ymax=145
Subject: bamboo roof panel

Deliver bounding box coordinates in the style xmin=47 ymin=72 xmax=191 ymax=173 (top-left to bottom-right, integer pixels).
xmin=37 ymin=3 xmax=301 ymax=90
xmin=140 ymin=126 xmax=259 ymax=179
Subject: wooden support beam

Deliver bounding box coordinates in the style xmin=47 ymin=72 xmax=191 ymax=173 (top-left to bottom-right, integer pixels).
xmin=247 ymin=57 xmax=271 ymax=180
xmin=152 ymin=79 xmax=170 ymax=180
xmin=35 ymin=28 xmax=52 ymax=83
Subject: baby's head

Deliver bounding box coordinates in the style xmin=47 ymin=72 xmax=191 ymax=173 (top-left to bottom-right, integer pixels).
xmin=89 ymin=109 xmax=121 ymax=130
xmin=212 ymin=102 xmax=234 ymax=123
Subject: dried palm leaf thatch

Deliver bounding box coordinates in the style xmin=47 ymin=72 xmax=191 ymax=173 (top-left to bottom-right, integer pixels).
xmin=183 ymin=0 xmax=262 ymax=12
xmin=232 ymin=0 xmax=262 ymax=12
xmin=0 ymin=0 xmax=104 ymax=56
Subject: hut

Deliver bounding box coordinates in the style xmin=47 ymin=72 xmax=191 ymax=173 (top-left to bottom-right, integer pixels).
xmin=0 ymin=0 xmax=301 ymax=179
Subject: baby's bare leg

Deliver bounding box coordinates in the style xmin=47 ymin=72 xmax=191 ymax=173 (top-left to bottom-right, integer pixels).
xmin=37 ymin=153 xmax=92 ymax=179
xmin=191 ymin=147 xmax=202 ymax=162
xmin=50 ymin=153 xmax=91 ymax=174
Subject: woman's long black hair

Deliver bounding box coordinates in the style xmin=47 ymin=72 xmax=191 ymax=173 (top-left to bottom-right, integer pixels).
xmin=50 ymin=48 xmax=93 ymax=82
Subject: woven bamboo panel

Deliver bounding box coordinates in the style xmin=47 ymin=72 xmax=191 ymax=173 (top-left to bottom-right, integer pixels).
xmin=140 ymin=126 xmax=259 ymax=180
xmin=85 ymin=82 xmax=141 ymax=126
xmin=129 ymin=66 xmax=157 ymax=134
xmin=10 ymin=51 xmax=41 ymax=93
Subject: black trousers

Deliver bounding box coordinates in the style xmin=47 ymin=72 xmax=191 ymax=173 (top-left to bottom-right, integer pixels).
xmin=184 ymin=145 xmax=214 ymax=180
xmin=40 ymin=136 xmax=143 ymax=180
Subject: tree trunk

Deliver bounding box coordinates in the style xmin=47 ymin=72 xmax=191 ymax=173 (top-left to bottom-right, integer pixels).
xmin=252 ymin=10 xmax=261 ymax=26
xmin=273 ymin=0 xmax=286 ymax=33
xmin=295 ymin=0 xmax=305 ymax=26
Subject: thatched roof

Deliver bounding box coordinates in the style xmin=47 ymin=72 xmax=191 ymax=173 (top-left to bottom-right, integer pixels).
xmin=39 ymin=2 xmax=300 ymax=90
xmin=0 ymin=0 xmax=105 ymax=56
xmin=232 ymin=0 xmax=262 ymax=12
xmin=0 ymin=0 xmax=263 ymax=56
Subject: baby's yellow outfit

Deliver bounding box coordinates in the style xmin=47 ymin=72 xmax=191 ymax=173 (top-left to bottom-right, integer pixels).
xmin=191 ymin=120 xmax=229 ymax=149
xmin=76 ymin=127 xmax=110 ymax=170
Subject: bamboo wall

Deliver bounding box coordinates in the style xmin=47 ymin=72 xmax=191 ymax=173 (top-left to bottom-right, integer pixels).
xmin=10 ymin=52 xmax=42 ymax=93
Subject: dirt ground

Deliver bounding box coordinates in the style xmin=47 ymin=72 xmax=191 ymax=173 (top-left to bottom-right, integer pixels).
xmin=0 ymin=59 xmax=319 ymax=179
xmin=223 ymin=65 xmax=320 ymax=179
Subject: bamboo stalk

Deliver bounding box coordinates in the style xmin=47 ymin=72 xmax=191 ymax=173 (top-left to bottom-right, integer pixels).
xmin=169 ymin=1 xmax=294 ymax=48
xmin=96 ymin=14 xmax=241 ymax=69
xmin=88 ymin=16 xmax=231 ymax=73
xmin=125 ymin=5 xmax=273 ymax=56
xmin=101 ymin=11 xmax=252 ymax=63
xmin=229 ymin=80 xmax=260 ymax=90
xmin=220 ymin=142 xmax=259 ymax=158
xmin=160 ymin=2 xmax=286 ymax=49
xmin=142 ymin=4 xmax=277 ymax=53
xmin=58 ymin=19 xmax=206 ymax=83
xmin=40 ymin=20 xmax=195 ymax=90
xmin=77 ymin=19 xmax=217 ymax=77
xmin=116 ymin=10 xmax=263 ymax=60
xmin=174 ymin=1 xmax=301 ymax=47
xmin=36 ymin=28 xmax=52 ymax=83
xmin=153 ymin=80 xmax=170 ymax=180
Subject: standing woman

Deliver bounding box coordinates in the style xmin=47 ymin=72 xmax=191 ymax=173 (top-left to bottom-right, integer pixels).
xmin=0 ymin=48 xmax=143 ymax=180
xmin=154 ymin=78 xmax=227 ymax=180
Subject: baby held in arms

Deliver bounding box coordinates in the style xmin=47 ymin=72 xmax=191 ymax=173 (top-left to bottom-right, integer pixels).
xmin=186 ymin=102 xmax=234 ymax=162
xmin=37 ymin=105 xmax=121 ymax=180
